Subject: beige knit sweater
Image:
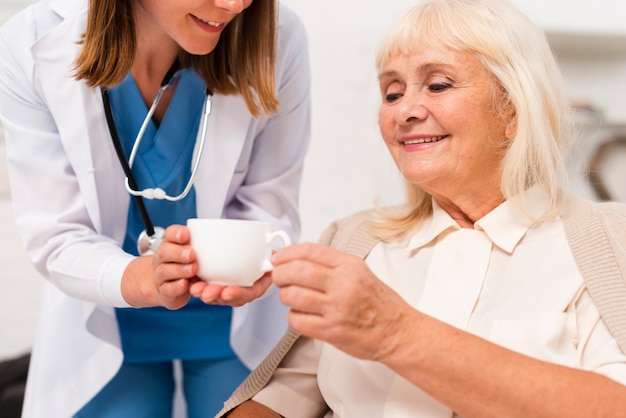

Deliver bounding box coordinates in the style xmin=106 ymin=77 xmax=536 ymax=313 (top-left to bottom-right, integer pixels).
xmin=217 ymin=193 xmax=626 ymax=417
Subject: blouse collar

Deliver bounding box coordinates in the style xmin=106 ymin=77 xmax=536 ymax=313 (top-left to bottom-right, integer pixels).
xmin=406 ymin=186 xmax=550 ymax=254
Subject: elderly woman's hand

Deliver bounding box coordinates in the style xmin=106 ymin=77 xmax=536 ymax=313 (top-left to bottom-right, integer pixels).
xmin=271 ymin=242 xmax=415 ymax=362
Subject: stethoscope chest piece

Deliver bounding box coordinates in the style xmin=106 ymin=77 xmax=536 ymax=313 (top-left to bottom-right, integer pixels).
xmin=137 ymin=226 xmax=165 ymax=256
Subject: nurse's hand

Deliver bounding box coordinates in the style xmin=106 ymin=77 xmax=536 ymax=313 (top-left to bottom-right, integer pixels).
xmin=129 ymin=224 xmax=199 ymax=310
xmin=121 ymin=223 xmax=197 ymax=309
xmin=155 ymin=223 xmax=274 ymax=307
xmin=189 ymin=274 xmax=274 ymax=307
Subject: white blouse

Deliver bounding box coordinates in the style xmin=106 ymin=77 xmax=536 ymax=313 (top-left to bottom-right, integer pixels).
xmin=254 ymin=189 xmax=626 ymax=417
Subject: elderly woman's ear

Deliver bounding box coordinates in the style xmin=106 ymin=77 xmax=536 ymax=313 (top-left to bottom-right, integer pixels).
xmin=505 ymin=110 xmax=517 ymax=138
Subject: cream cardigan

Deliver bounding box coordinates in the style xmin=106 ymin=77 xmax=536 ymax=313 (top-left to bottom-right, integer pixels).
xmin=217 ymin=192 xmax=626 ymax=416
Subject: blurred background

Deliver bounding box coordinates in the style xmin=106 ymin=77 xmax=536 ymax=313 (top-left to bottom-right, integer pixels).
xmin=1 ymin=0 xmax=626 ymax=368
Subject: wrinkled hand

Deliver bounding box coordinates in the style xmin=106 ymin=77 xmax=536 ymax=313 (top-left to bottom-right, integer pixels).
xmin=271 ymin=243 xmax=411 ymax=362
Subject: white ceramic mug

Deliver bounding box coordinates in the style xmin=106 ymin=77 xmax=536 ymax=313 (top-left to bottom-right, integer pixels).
xmin=187 ymin=218 xmax=291 ymax=286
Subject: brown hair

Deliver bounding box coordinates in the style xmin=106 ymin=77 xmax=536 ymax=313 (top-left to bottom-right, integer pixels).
xmin=74 ymin=0 xmax=278 ymax=117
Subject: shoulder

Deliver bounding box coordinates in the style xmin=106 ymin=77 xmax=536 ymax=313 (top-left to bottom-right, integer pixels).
xmin=318 ymin=209 xmax=380 ymax=258
xmin=277 ymin=3 xmax=307 ymax=36
xmin=0 ymin=3 xmax=48 ymax=53
xmin=559 ymin=192 xmax=626 ymax=258
xmin=1 ymin=0 xmax=84 ymax=42
xmin=559 ymin=192 xmax=626 ymax=353
xmin=559 ymin=192 xmax=626 ymax=236
xmin=270 ymin=4 xmax=310 ymax=112
xmin=276 ymin=3 xmax=308 ymax=54
xmin=0 ymin=0 xmax=87 ymax=106
xmin=0 ymin=0 xmax=85 ymax=67
xmin=559 ymin=190 xmax=626 ymax=213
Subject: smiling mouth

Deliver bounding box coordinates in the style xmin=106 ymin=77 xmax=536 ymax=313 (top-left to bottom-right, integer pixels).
xmin=193 ymin=15 xmax=224 ymax=28
xmin=402 ymin=135 xmax=447 ymax=145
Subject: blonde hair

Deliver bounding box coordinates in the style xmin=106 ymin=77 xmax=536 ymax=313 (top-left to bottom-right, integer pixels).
xmin=74 ymin=0 xmax=278 ymax=117
xmin=373 ymin=0 xmax=574 ymax=240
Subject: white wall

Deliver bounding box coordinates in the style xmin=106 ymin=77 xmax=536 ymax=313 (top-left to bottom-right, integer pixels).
xmin=280 ymin=0 xmax=415 ymax=242
xmin=509 ymin=0 xmax=626 ymax=34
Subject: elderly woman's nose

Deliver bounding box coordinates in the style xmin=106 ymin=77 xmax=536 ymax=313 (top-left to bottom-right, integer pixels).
xmin=215 ymin=0 xmax=245 ymax=13
xmin=395 ymin=94 xmax=428 ymax=124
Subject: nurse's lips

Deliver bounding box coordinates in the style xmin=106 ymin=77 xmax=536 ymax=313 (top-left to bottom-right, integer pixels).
xmin=191 ymin=15 xmax=226 ymax=31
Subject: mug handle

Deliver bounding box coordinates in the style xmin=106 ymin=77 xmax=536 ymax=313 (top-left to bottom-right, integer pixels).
xmin=261 ymin=231 xmax=291 ymax=272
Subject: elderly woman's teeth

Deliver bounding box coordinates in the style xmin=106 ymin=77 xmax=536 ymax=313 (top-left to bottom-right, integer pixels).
xmin=403 ymin=135 xmax=446 ymax=145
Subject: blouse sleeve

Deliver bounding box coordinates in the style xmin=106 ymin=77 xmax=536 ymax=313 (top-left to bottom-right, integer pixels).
xmin=576 ymin=288 xmax=626 ymax=385
xmin=252 ymin=336 xmax=329 ymax=418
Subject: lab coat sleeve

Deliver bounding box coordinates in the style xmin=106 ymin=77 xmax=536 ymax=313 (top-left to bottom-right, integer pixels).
xmin=0 ymin=8 xmax=133 ymax=308
xmin=223 ymin=5 xmax=312 ymax=243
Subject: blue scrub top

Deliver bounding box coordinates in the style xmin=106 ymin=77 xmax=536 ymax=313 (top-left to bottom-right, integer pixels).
xmin=108 ymin=69 xmax=234 ymax=362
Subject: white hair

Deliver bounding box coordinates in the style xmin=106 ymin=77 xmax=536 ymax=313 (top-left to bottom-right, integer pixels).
xmin=373 ymin=0 xmax=574 ymax=239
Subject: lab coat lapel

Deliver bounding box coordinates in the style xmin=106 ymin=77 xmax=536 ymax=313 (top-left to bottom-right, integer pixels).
xmin=48 ymin=0 xmax=87 ymax=17
xmin=194 ymin=93 xmax=251 ymax=217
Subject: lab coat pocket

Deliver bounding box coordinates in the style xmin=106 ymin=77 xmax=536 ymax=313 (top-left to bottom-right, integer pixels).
xmin=489 ymin=312 xmax=577 ymax=366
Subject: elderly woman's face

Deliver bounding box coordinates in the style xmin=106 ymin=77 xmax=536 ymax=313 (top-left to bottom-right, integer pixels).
xmin=136 ymin=0 xmax=254 ymax=55
xmin=378 ymin=46 xmax=511 ymax=198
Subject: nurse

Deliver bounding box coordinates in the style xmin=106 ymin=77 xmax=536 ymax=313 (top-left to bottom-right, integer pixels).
xmin=0 ymin=0 xmax=310 ymax=417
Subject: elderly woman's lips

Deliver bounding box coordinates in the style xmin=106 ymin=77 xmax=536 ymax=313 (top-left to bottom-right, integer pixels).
xmin=402 ymin=135 xmax=447 ymax=145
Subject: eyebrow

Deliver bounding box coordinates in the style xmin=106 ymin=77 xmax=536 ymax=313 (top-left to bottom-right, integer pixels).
xmin=378 ymin=62 xmax=452 ymax=81
xmin=378 ymin=70 xmax=399 ymax=81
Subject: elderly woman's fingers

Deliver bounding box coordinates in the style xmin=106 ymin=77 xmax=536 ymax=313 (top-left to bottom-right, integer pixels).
xmin=271 ymin=242 xmax=347 ymax=268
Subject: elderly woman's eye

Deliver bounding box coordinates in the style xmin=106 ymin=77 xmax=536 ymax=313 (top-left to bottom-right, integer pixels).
xmin=428 ymin=83 xmax=452 ymax=92
xmin=385 ymin=93 xmax=403 ymax=102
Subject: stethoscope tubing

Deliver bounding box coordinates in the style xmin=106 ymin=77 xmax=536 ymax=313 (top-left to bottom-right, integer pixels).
xmin=123 ymin=87 xmax=212 ymax=201
xmin=101 ymin=87 xmax=157 ymax=237
xmin=100 ymin=60 xmax=212 ymax=248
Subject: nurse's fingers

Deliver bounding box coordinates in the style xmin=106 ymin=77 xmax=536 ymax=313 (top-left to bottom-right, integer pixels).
xmin=163 ymin=224 xmax=191 ymax=245
xmin=190 ymin=275 xmax=273 ymax=307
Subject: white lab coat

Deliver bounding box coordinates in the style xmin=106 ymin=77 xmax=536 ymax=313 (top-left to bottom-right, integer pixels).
xmin=0 ymin=0 xmax=311 ymax=416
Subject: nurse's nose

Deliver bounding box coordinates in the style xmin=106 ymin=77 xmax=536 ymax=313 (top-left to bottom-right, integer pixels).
xmin=215 ymin=0 xmax=245 ymax=14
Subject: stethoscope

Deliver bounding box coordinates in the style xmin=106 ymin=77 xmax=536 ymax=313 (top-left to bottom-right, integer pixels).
xmin=101 ymin=61 xmax=213 ymax=255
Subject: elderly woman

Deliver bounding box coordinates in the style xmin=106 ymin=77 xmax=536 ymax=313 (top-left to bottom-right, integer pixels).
xmin=218 ymin=0 xmax=626 ymax=416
